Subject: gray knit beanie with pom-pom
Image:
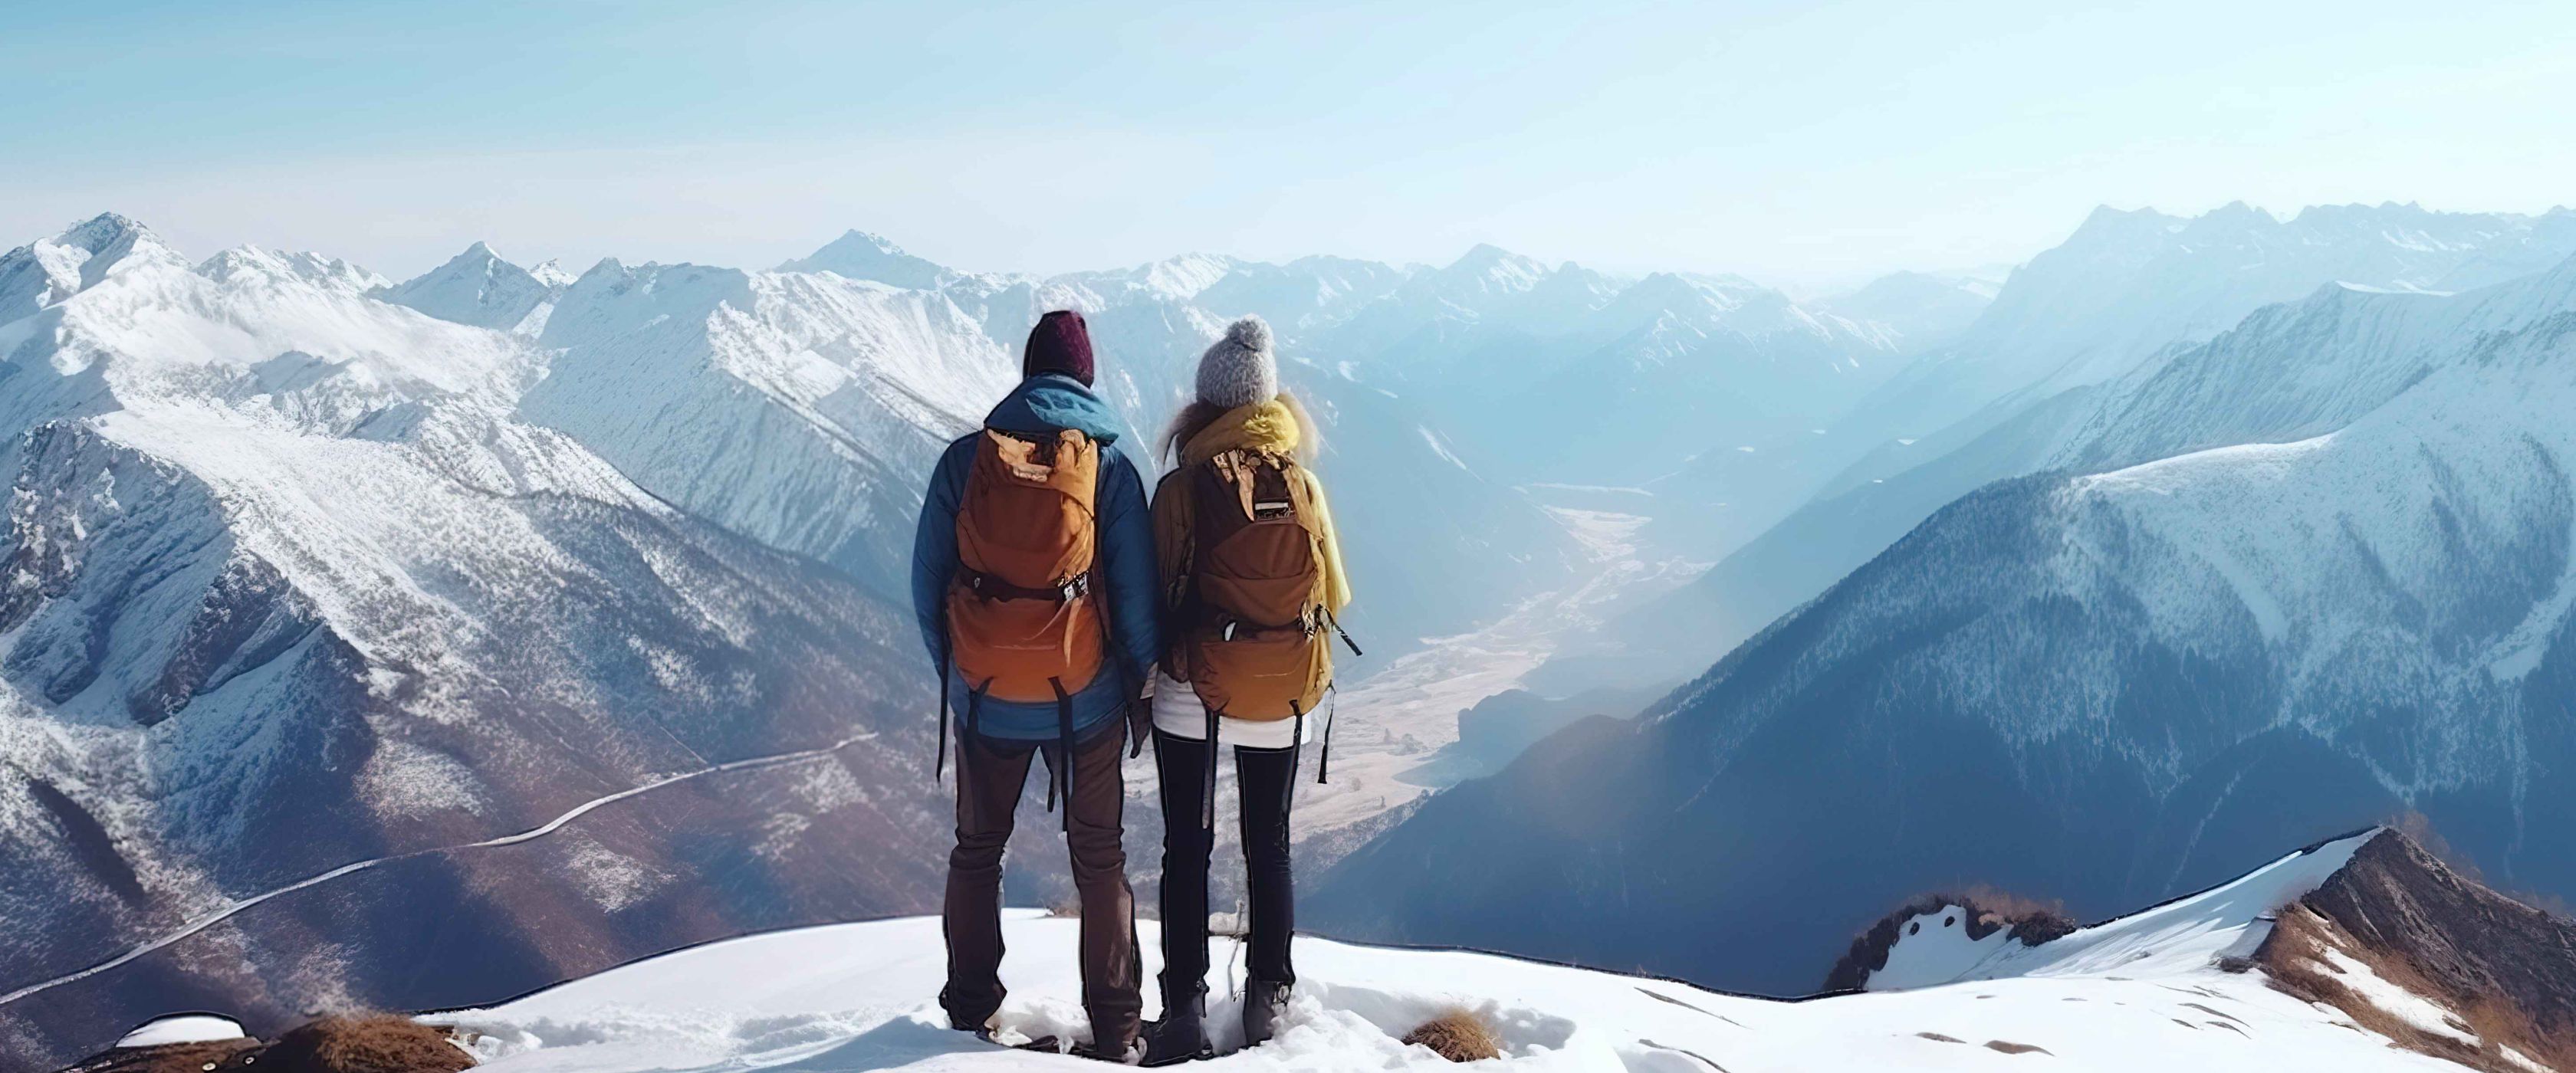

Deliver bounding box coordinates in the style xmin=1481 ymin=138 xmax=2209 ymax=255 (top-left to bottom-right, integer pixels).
xmin=1194 ymin=316 xmax=1278 ymax=409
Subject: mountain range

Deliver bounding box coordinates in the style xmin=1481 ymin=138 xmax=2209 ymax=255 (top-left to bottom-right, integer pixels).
xmin=8 ymin=198 xmax=2575 ymax=1068
xmin=1313 ymin=207 xmax=2576 ymax=996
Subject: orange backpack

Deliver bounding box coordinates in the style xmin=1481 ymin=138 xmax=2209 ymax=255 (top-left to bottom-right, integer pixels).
xmin=946 ymin=428 xmax=1106 ymax=710
xmin=1175 ymin=449 xmax=1351 ymax=721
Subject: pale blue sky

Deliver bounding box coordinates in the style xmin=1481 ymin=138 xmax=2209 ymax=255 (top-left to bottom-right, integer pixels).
xmin=6 ymin=1 xmax=2571 ymax=286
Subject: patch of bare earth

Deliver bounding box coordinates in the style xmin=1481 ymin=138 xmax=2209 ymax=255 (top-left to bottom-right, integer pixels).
xmin=2255 ymin=830 xmax=2576 ymax=1071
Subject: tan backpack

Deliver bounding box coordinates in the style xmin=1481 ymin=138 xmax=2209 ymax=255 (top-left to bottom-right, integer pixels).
xmin=1175 ymin=448 xmax=1352 ymax=721
xmin=946 ymin=428 xmax=1106 ymax=708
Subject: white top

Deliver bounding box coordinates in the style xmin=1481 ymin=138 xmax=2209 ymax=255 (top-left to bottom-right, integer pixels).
xmin=1149 ymin=671 xmax=1312 ymax=750
xmin=116 ymin=1014 xmax=248 ymax=1048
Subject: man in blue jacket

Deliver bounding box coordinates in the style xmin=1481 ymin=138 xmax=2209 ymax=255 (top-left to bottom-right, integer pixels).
xmin=912 ymin=310 xmax=1160 ymax=1059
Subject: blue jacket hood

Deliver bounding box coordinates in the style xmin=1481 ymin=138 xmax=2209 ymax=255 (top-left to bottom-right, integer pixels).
xmin=984 ymin=374 xmax=1126 ymax=445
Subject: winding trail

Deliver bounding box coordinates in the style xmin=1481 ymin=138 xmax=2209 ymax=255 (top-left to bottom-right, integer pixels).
xmin=0 ymin=729 xmax=880 ymax=1010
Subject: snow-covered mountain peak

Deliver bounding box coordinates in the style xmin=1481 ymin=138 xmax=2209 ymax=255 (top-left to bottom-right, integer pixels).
xmin=1129 ymin=251 xmax=1240 ymax=300
xmin=0 ymin=212 xmax=191 ymax=324
xmin=376 ymin=241 xmax=565 ymax=333
xmin=537 ymin=259 xmax=754 ymax=347
xmin=2182 ymin=199 xmax=2280 ymax=228
xmin=2065 ymin=203 xmax=2189 ymax=241
xmin=527 ymin=259 xmax=576 ymax=287
xmin=776 ymin=229 xmax=952 ymax=290
xmin=1819 ymin=269 xmax=2003 ymax=344
xmin=1442 ymin=242 xmax=1549 ymax=290
xmin=195 ymin=245 xmax=391 ymax=296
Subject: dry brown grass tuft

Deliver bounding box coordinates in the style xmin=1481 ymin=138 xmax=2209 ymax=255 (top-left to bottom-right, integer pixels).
xmin=2464 ymin=998 xmax=2576 ymax=1073
xmin=1402 ymin=1009 xmax=1502 ymax=1063
xmin=258 ymin=1013 xmax=475 ymax=1073
xmin=1955 ymin=886 xmax=2078 ymax=945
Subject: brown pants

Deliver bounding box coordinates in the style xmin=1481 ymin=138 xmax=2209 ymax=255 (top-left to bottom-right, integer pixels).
xmin=940 ymin=723 xmax=1142 ymax=1047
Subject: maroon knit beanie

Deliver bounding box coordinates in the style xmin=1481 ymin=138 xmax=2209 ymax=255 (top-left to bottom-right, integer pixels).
xmin=1023 ymin=310 xmax=1096 ymax=386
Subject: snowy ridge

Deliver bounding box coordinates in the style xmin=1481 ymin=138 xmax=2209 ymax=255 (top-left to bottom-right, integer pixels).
xmin=436 ymin=831 xmax=2453 ymax=1071
xmin=1863 ymin=830 xmax=2372 ymax=990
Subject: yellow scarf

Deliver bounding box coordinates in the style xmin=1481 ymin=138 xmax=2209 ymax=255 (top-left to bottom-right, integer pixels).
xmin=1156 ymin=399 xmax=1351 ymax=615
xmin=1181 ymin=399 xmax=1303 ymax=466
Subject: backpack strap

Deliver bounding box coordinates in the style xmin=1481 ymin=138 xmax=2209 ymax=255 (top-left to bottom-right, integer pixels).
xmin=1050 ymin=678 xmax=1073 ymax=831
xmin=1202 ymin=703 xmax=1221 ymax=833
xmin=965 ymin=679 xmax=989 ymax=743
xmin=1317 ymin=684 xmax=1336 ymax=786
xmin=935 ymin=655 xmax=951 ymax=784
xmin=1290 ymin=701 xmax=1304 ymax=765
xmin=1328 ymin=612 xmax=1362 ymax=658
xmin=961 ymin=566 xmax=1093 ymax=603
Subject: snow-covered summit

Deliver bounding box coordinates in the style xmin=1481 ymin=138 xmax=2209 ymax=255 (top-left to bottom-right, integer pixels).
xmin=1858 ymin=832 xmax=2370 ymax=992
xmin=1435 ymin=242 xmax=1552 ymax=297
xmin=438 ymin=830 xmax=2456 ymax=1071
xmin=196 ymin=244 xmax=391 ymax=296
xmin=1819 ymin=267 xmax=2003 ymax=345
xmin=776 ymin=228 xmax=955 ymax=290
xmin=0 ymin=212 xmax=189 ymax=324
xmin=375 ymin=241 xmax=567 ymax=334
xmin=527 ymin=258 xmax=577 ymax=288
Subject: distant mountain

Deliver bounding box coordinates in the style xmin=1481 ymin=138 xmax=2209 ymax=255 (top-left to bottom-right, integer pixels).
xmin=523 ymin=258 xmax=1014 ymax=597
xmin=0 ymin=216 xmax=956 ymax=1066
xmin=1858 ymin=202 xmax=2576 ymax=457
xmin=196 ymin=245 xmax=389 ymax=296
xmin=1818 ymin=267 xmax=2003 ymax=346
xmin=1314 ymin=266 xmax=2576 ymax=996
xmin=374 ymin=241 xmax=566 ymax=333
xmin=1 ymin=212 xmax=189 ymax=325
xmin=775 ymin=229 xmax=954 ymax=290
xmin=1614 ymin=203 xmax=2576 ymax=689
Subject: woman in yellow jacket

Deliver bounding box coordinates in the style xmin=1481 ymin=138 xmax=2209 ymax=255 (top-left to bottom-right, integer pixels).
xmin=1139 ymin=316 xmax=1350 ymax=1065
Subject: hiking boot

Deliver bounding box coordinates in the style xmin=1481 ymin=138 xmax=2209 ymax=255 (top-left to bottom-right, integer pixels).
xmin=1070 ymin=1037 xmax=1144 ymax=1065
xmin=1140 ymin=990 xmax=1211 ymax=1066
xmin=1241 ymin=978 xmax=1291 ymax=1047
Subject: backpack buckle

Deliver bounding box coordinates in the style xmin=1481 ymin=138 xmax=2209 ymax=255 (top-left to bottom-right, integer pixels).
xmin=1057 ymin=573 xmax=1091 ymax=602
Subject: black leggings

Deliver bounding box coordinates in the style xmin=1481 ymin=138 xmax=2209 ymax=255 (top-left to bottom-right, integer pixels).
xmin=1152 ymin=727 xmax=1297 ymax=999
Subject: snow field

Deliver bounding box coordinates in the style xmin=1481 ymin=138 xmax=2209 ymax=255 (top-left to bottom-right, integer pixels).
xmin=441 ymin=833 xmax=2448 ymax=1072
